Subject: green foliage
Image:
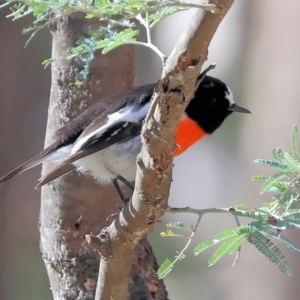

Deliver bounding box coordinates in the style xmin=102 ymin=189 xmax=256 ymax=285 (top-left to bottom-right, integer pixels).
xmin=250 ymin=231 xmax=292 ymax=275
xmin=160 ymin=229 xmax=183 ymax=237
xmin=158 ymin=125 xmax=300 ymax=278
xmin=291 ymin=125 xmax=300 ymax=160
xmin=194 ymin=226 xmax=248 ymax=258
xmin=3 ymin=0 xmax=213 ymax=27
xmin=148 ymin=6 xmax=185 ymax=27
xmin=65 ymin=28 xmax=139 ymax=78
xmin=166 ymin=221 xmax=185 ymax=229
xmin=157 ymin=221 xmax=196 ymax=279
xmin=3 ymin=0 xmax=216 ymax=75
xmin=252 ymin=126 xmax=300 ymax=202
xmin=157 ymin=259 xmax=173 ymax=278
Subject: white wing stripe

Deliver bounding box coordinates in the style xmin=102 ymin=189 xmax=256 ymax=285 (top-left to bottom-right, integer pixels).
xmin=71 ymin=102 xmax=150 ymax=154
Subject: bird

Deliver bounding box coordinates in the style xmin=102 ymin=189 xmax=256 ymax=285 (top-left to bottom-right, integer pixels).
xmin=0 ymin=74 xmax=250 ymax=198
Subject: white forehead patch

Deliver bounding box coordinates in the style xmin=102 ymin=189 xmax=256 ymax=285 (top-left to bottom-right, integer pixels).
xmin=225 ymin=85 xmax=235 ymax=106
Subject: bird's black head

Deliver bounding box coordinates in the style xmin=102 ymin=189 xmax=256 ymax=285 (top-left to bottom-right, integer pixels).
xmin=185 ymin=75 xmax=250 ymax=134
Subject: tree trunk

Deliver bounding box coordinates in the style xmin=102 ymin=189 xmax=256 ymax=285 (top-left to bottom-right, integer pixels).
xmin=40 ymin=13 xmax=167 ymax=299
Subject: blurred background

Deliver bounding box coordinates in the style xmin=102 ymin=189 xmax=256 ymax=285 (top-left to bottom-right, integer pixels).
xmin=1 ymin=1 xmax=300 ymax=299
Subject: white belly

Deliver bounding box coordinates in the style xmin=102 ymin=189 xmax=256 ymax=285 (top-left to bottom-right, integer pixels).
xmin=73 ymin=136 xmax=142 ymax=183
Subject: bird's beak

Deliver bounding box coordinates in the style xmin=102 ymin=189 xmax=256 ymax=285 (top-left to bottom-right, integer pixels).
xmin=228 ymin=104 xmax=251 ymax=114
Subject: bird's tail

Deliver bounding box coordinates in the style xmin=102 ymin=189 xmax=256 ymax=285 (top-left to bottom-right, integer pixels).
xmin=0 ymin=152 xmax=49 ymax=184
xmin=0 ymin=144 xmax=73 ymax=185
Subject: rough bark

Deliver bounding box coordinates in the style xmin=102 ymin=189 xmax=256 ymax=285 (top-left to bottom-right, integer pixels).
xmin=129 ymin=238 xmax=167 ymax=300
xmin=40 ymin=13 xmax=167 ymax=299
xmin=89 ymin=0 xmax=234 ymax=299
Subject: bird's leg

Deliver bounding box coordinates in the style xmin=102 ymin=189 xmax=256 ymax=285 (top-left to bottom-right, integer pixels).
xmin=106 ymin=176 xmax=134 ymax=225
xmin=116 ymin=175 xmax=134 ymax=190
xmin=112 ymin=177 xmax=127 ymax=201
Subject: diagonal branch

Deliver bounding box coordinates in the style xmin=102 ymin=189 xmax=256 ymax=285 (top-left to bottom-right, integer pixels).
xmin=86 ymin=1 xmax=235 ymax=299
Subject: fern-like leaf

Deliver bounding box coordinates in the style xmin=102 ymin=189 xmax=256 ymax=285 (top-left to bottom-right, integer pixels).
xmin=194 ymin=240 xmax=215 ymax=255
xmin=272 ymin=147 xmax=284 ymax=160
xmin=149 ymin=6 xmax=185 ymax=27
xmin=291 ymin=125 xmax=300 ymax=161
xmin=279 ymin=261 xmax=293 ymax=276
xmin=233 ymin=204 xmax=249 ymax=210
xmin=166 ymin=222 xmax=185 ymax=230
xmin=264 ymin=230 xmax=300 ymax=252
xmin=101 ymin=28 xmax=139 ymax=54
xmin=249 ymin=231 xmax=292 ymax=276
xmin=286 ymin=219 xmax=300 ymax=228
xmin=253 ymin=159 xmax=289 ymax=171
xmin=208 ymin=234 xmax=247 ymax=266
xmin=260 ymin=171 xmax=288 ymax=194
xmin=160 ymin=230 xmax=184 ymax=237
xmin=194 ymin=228 xmax=237 ymax=256
xmin=282 ymin=152 xmax=300 ymax=172
xmin=251 ymin=175 xmax=270 ymax=182
xmin=157 ymin=259 xmax=173 ymax=279
xmin=194 ymin=226 xmax=249 ymax=256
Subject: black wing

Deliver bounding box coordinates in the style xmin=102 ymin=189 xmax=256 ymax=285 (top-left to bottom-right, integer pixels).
xmin=0 ymin=83 xmax=155 ymax=185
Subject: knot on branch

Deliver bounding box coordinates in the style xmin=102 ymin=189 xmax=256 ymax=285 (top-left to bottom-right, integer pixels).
xmin=85 ymin=230 xmax=113 ymax=259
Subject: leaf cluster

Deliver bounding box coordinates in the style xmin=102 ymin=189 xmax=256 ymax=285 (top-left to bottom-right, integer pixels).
xmin=2 ymin=0 xmax=215 ymax=73
xmin=158 ymin=125 xmax=300 ymax=278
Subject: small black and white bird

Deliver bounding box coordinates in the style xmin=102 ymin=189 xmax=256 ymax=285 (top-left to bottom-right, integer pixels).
xmin=0 ymin=75 xmax=250 ymax=194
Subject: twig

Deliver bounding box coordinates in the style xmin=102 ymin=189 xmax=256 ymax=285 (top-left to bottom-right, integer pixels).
xmin=135 ymin=14 xmax=167 ymax=62
xmin=167 ymin=205 xmax=251 ymax=268
xmin=0 ymin=1 xmax=11 ymax=9
xmin=94 ymin=1 xmax=235 ymax=298
xmin=131 ymin=41 xmax=166 ymax=61
xmin=167 ymin=206 xmax=263 ymax=219
xmin=231 ymin=214 xmax=241 ymax=267
xmin=158 ymin=213 xmax=203 ymax=279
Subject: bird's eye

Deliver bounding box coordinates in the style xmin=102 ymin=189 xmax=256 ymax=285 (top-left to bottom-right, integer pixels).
xmin=209 ymin=98 xmax=218 ymax=106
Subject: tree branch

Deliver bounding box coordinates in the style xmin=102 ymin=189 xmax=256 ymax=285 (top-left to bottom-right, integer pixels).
xmin=88 ymin=0 xmax=235 ymax=299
